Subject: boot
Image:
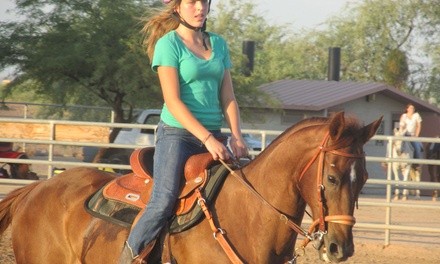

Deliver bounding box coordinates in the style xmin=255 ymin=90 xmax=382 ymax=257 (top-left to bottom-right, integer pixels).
xmin=119 ymin=242 xmax=138 ymax=264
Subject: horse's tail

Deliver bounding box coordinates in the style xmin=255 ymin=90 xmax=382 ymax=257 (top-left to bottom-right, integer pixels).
xmin=0 ymin=181 xmax=41 ymax=235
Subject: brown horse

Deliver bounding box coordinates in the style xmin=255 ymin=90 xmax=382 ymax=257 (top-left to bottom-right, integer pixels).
xmin=0 ymin=112 xmax=381 ymax=264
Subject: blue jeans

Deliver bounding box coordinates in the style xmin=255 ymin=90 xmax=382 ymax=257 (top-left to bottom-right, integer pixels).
xmin=127 ymin=122 xmax=222 ymax=256
xmin=404 ymin=132 xmax=423 ymax=159
xmin=409 ymin=141 xmax=423 ymax=159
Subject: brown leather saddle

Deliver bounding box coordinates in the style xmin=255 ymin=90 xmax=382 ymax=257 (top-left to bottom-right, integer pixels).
xmin=102 ymin=147 xmax=218 ymax=215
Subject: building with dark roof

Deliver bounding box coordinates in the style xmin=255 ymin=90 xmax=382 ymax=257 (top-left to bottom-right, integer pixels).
xmin=241 ymin=79 xmax=440 ymax=190
xmin=244 ymin=79 xmax=440 ymax=138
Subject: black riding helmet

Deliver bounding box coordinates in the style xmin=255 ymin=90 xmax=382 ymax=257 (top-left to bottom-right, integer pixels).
xmin=164 ymin=0 xmax=212 ymax=32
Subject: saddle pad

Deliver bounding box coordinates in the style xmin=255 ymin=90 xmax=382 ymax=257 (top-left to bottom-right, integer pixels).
xmin=85 ymin=163 xmax=231 ymax=231
xmin=85 ymin=186 xmax=140 ymax=228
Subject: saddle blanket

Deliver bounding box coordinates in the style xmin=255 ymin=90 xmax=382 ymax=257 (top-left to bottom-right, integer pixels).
xmin=85 ymin=163 xmax=230 ymax=233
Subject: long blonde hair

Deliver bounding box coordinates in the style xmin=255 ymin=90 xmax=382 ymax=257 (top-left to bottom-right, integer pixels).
xmin=142 ymin=1 xmax=181 ymax=60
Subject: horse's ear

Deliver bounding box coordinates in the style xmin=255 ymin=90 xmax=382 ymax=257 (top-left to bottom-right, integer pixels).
xmin=361 ymin=116 xmax=383 ymax=144
xmin=329 ymin=111 xmax=345 ymax=140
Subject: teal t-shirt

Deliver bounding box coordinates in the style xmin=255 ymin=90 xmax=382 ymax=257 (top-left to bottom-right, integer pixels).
xmin=152 ymin=31 xmax=232 ymax=130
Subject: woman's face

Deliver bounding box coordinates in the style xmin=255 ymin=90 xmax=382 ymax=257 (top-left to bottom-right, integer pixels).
xmin=176 ymin=0 xmax=209 ymax=28
xmin=407 ymin=105 xmax=415 ymax=114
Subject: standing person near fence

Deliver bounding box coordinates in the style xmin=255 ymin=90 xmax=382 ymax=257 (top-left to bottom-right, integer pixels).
xmin=118 ymin=0 xmax=248 ymax=263
xmin=399 ymin=103 xmax=423 ymax=160
xmin=399 ymin=103 xmax=423 ymax=200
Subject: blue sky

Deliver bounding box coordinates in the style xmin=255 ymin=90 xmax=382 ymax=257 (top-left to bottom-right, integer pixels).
xmin=213 ymin=0 xmax=359 ymax=29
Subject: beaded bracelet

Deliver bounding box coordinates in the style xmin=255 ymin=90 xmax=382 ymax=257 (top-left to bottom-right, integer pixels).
xmin=202 ymin=133 xmax=213 ymax=145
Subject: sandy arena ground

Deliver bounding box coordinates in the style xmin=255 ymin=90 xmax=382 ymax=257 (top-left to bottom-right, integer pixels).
xmin=296 ymin=196 xmax=440 ymax=264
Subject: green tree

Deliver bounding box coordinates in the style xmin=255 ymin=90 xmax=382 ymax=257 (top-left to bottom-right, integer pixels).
xmin=313 ymin=0 xmax=419 ymax=85
xmin=383 ymin=48 xmax=409 ymax=90
xmin=1 ymin=0 xmax=280 ymax=122
xmin=209 ymin=0 xmax=283 ymax=109
xmin=418 ymin=1 xmax=440 ymax=104
xmin=213 ymin=0 xmax=440 ymax=102
xmin=0 ymin=0 xmax=162 ymax=128
xmin=3 ymin=0 xmax=440 ymax=123
xmin=309 ymin=0 xmax=440 ymax=100
xmin=211 ymin=0 xmax=434 ymax=92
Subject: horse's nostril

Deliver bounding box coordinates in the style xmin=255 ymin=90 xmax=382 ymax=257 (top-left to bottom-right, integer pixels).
xmin=327 ymin=241 xmax=354 ymax=261
xmin=329 ymin=242 xmax=340 ymax=256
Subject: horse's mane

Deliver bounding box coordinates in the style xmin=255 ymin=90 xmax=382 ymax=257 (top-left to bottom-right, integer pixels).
xmin=269 ymin=114 xmax=362 ymax=147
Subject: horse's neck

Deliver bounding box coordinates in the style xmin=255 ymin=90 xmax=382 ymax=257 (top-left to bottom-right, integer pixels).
xmin=216 ymin=167 xmax=305 ymax=260
xmin=392 ymin=143 xmax=411 ymax=158
xmin=233 ymin=142 xmax=309 ymax=226
xmin=213 ymin=129 xmax=325 ymax=260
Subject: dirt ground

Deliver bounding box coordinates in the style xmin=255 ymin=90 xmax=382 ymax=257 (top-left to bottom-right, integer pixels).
xmin=1 ymin=195 xmax=439 ymax=263
xmin=297 ymin=196 xmax=440 ymax=264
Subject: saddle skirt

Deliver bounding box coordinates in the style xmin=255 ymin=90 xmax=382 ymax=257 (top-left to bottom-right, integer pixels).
xmin=102 ymin=147 xmax=217 ymax=215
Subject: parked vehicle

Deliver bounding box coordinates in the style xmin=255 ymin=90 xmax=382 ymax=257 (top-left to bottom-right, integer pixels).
xmin=82 ymin=109 xmax=161 ymax=173
xmin=113 ymin=109 xmax=161 ymax=146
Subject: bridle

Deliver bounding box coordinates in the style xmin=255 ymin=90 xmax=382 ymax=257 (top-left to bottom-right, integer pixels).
xmin=296 ymin=132 xmax=365 ymax=250
xmin=214 ymin=131 xmax=365 ymax=263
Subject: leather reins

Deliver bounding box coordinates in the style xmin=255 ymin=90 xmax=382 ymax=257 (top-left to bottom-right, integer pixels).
xmin=200 ymin=131 xmax=365 ymax=264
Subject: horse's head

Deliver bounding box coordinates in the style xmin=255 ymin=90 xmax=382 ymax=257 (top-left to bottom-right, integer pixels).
xmin=297 ymin=112 xmax=382 ymax=263
xmin=393 ymin=128 xmax=406 ymax=156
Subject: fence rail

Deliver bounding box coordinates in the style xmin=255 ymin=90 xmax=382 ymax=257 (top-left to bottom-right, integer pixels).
xmin=1 ymin=118 xmax=440 ymax=246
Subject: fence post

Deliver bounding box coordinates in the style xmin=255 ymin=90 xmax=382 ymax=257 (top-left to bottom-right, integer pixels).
xmin=384 ymin=137 xmax=393 ymax=246
xmin=47 ymin=121 xmax=55 ymax=179
xmin=261 ymin=131 xmax=267 ymax=150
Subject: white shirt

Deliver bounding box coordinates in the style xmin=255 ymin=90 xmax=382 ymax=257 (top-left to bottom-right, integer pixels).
xmin=400 ymin=112 xmax=422 ymax=136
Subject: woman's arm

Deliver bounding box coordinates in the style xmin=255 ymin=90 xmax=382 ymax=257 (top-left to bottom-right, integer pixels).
xmin=220 ymin=70 xmax=248 ymax=158
xmin=415 ymin=121 xmax=422 ymax=137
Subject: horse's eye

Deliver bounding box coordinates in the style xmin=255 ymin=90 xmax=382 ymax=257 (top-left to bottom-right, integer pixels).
xmin=328 ymin=175 xmax=338 ymax=185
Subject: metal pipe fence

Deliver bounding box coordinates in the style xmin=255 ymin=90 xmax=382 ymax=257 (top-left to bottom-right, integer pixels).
xmin=1 ymin=118 xmax=440 ymax=246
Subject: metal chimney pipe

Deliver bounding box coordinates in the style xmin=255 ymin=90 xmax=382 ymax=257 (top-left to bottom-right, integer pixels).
xmin=328 ymin=47 xmax=341 ymax=81
xmin=242 ymin=40 xmax=255 ymax=76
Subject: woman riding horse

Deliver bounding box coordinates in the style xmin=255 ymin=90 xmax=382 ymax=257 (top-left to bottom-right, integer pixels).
xmin=0 ymin=112 xmax=382 ymax=263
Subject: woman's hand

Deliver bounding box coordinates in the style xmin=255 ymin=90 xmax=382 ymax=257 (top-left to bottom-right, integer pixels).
xmin=204 ymin=136 xmax=230 ymax=161
xmin=229 ymin=135 xmax=248 ymax=159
